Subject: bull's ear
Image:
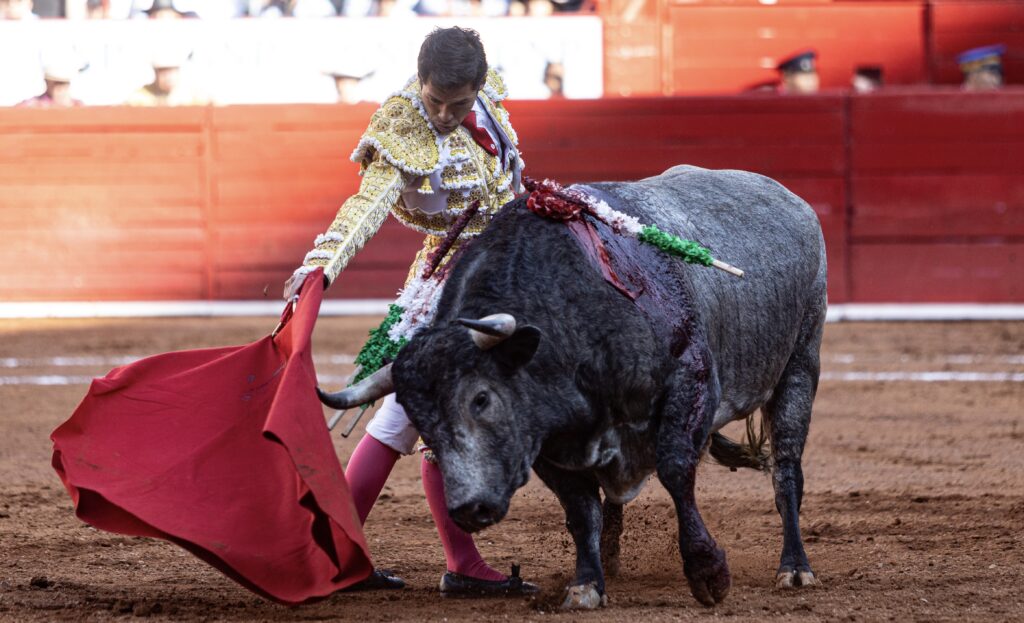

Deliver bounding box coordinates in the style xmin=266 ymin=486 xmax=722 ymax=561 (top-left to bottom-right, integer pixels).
xmin=491 ymin=325 xmax=541 ymax=371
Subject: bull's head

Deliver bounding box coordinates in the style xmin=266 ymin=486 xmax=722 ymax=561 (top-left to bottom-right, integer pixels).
xmin=392 ymin=314 xmax=544 ymax=533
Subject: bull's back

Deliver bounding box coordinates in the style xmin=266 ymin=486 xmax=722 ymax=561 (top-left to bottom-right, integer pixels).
xmin=589 ymin=166 xmax=826 ymax=416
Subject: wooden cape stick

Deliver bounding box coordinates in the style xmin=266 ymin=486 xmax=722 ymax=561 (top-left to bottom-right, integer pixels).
xmin=712 ymin=259 xmax=744 ymax=278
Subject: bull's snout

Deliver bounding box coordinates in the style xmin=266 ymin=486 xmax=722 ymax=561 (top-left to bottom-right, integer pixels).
xmin=449 ymin=501 xmax=504 ymax=533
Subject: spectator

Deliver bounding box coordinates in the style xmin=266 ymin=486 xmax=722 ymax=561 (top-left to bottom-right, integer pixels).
xmin=413 ymin=0 xmax=508 ymax=16
xmin=18 ymin=58 xmax=84 ymax=107
xmin=33 ymin=0 xmax=60 ymax=15
xmin=776 ymin=49 xmax=819 ymax=95
xmin=85 ymin=0 xmax=107 ymax=17
xmin=852 ymin=66 xmax=883 ymax=93
xmin=0 ymin=0 xmax=38 ymax=19
xmin=255 ymin=0 xmax=336 ymax=17
xmin=192 ymin=0 xmax=248 ymax=18
xmin=254 ymin=0 xmax=289 ymax=15
xmin=549 ymin=0 xmax=584 ymax=12
xmin=543 ymin=60 xmax=564 ymax=99
xmin=125 ymin=48 xmax=207 ymax=106
xmin=324 ymin=63 xmax=373 ymax=104
xmin=508 ymin=0 xmax=550 ymax=16
xmin=957 ymin=44 xmax=1006 ymax=91
xmin=136 ymin=0 xmax=197 ymax=19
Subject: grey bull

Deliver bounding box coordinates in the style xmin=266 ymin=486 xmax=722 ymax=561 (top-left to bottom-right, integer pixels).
xmin=320 ymin=165 xmax=827 ymax=608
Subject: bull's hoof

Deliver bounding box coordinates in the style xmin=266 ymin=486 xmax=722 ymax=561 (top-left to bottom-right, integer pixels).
xmin=775 ymin=567 xmax=820 ymax=589
xmin=684 ymin=546 xmax=731 ymax=607
xmin=560 ymin=583 xmax=607 ymax=610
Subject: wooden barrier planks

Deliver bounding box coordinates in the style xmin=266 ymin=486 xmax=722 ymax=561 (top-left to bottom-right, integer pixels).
xmin=1 ymin=92 xmax=1022 ymax=304
xmin=208 ymin=104 xmax=373 ymax=299
xmin=665 ymin=3 xmax=926 ymax=95
xmin=930 ymin=0 xmax=1024 ymax=86
xmin=0 ymin=107 xmax=209 ymax=301
xmin=850 ymin=242 xmax=1024 ymax=302
xmin=848 ymin=90 xmax=1024 ymax=301
xmin=850 ymin=91 xmax=1024 ymax=239
xmin=600 ymin=1 xmax=1023 ymax=96
xmin=509 ymin=96 xmax=850 ymax=300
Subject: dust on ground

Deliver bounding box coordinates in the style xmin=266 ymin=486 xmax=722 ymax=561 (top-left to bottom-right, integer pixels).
xmin=1 ymin=318 xmax=1022 ymax=622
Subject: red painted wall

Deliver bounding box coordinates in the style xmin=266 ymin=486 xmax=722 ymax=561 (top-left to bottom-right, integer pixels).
xmin=666 ymin=3 xmax=926 ymax=95
xmin=1 ymin=92 xmax=1021 ymax=304
xmin=848 ymin=90 xmax=1024 ymax=302
xmin=601 ymin=0 xmax=1024 ymax=96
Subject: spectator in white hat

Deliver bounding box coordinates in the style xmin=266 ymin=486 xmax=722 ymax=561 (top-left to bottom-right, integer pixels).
xmin=126 ymin=48 xmax=208 ymax=106
xmin=17 ymin=58 xmax=84 ymax=108
xmin=0 ymin=0 xmax=38 ymax=19
xmin=324 ymin=62 xmax=373 ymax=104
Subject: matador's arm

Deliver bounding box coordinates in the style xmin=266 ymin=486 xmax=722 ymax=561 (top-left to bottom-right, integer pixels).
xmin=293 ymin=153 xmax=409 ymax=288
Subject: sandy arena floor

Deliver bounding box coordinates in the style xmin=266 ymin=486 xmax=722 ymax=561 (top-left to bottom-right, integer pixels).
xmin=1 ymin=317 xmax=1022 ymax=622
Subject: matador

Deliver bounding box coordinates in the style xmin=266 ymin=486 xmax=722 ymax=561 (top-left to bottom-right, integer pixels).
xmin=284 ymin=27 xmax=536 ymax=596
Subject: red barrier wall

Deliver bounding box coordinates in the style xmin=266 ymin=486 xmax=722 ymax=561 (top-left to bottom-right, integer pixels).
xmin=601 ymin=0 xmax=1024 ymax=96
xmin=930 ymin=1 xmax=1024 ymax=86
xmin=848 ymin=90 xmax=1024 ymax=302
xmin=1 ymin=92 xmax=1022 ymax=304
xmin=666 ymin=3 xmax=926 ymax=94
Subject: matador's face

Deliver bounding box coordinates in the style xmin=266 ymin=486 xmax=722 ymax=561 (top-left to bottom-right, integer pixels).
xmin=420 ymin=80 xmax=478 ymax=135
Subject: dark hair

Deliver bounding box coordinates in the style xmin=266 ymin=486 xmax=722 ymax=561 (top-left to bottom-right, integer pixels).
xmin=418 ymin=27 xmax=488 ymax=92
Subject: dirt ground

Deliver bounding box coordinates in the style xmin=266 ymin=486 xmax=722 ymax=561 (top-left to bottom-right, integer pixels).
xmin=1 ymin=317 xmax=1022 ymax=622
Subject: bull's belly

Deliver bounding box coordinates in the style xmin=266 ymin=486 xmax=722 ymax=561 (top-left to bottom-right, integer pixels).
xmin=545 ymin=423 xmax=658 ymax=505
xmin=710 ymin=395 xmax=770 ymax=433
xmin=597 ymin=469 xmax=654 ymax=505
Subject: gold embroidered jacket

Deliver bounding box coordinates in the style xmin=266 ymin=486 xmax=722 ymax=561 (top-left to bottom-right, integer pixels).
xmin=296 ymin=69 xmax=524 ymax=287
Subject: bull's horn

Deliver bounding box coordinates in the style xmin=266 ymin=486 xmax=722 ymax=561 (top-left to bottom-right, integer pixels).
xmin=457 ymin=313 xmax=517 ymax=350
xmin=317 ymin=363 xmax=394 ymax=409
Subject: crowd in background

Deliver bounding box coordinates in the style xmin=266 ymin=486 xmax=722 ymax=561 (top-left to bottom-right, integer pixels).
xmin=2 ymin=0 xmax=592 ymax=19
xmin=2 ymin=0 xmax=1012 ymax=108
xmin=758 ymin=46 xmax=1009 ymax=95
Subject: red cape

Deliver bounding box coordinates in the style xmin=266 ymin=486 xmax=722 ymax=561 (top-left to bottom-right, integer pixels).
xmin=51 ymin=269 xmax=373 ymax=605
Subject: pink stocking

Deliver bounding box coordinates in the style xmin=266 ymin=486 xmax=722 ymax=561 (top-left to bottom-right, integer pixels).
xmin=421 ymin=456 xmax=506 ymax=581
xmin=345 ymin=434 xmax=400 ymax=524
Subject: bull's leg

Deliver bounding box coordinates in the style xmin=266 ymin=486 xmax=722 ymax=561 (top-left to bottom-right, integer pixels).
xmin=533 ymin=461 xmax=607 ymax=609
xmin=764 ymin=318 xmax=822 ymax=589
xmin=657 ymin=360 xmax=731 ymax=606
xmin=600 ymin=499 xmax=623 ymax=578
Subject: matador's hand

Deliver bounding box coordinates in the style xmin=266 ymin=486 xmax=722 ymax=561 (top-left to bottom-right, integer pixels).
xmin=283 ymin=271 xmax=329 ymax=300
xmin=282 ymin=273 xmax=305 ymax=301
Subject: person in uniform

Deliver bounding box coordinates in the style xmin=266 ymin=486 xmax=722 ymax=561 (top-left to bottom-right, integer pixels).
xmin=957 ymin=44 xmax=1006 ymax=91
xmin=284 ymin=26 xmax=535 ymax=597
xmin=776 ymin=49 xmax=820 ymax=94
xmin=852 ymin=66 xmax=883 ymax=93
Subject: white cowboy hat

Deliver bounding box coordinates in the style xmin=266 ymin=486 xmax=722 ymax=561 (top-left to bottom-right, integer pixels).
xmin=151 ymin=47 xmax=190 ymax=69
xmin=322 ymin=59 xmax=374 ymax=80
xmin=42 ymin=57 xmax=83 ymax=83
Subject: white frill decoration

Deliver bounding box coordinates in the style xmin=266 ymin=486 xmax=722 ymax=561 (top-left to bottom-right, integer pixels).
xmin=387 ymin=273 xmax=446 ymax=343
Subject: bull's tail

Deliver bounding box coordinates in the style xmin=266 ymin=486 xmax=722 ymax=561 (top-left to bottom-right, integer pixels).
xmin=709 ymin=414 xmax=771 ymax=472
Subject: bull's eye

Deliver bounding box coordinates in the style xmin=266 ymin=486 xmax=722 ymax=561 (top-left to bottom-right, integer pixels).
xmin=471 ymin=391 xmax=489 ymax=413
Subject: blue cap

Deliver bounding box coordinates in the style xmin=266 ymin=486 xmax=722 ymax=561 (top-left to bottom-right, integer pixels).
xmin=777 ymin=49 xmax=817 ymax=74
xmin=957 ymin=44 xmax=1006 ymax=71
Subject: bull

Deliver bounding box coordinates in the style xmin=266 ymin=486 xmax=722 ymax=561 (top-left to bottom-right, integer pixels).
xmin=320 ymin=165 xmax=827 ymax=608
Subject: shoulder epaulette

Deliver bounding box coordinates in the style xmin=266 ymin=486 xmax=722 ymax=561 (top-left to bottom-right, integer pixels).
xmin=350 ymin=95 xmax=440 ymax=176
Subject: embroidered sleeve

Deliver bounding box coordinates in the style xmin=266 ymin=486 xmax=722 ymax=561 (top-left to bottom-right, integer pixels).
xmin=294 ymin=154 xmax=408 ymax=287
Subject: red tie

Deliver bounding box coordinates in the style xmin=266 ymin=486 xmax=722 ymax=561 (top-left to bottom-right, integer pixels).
xmin=461 ymin=111 xmax=499 ymax=156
